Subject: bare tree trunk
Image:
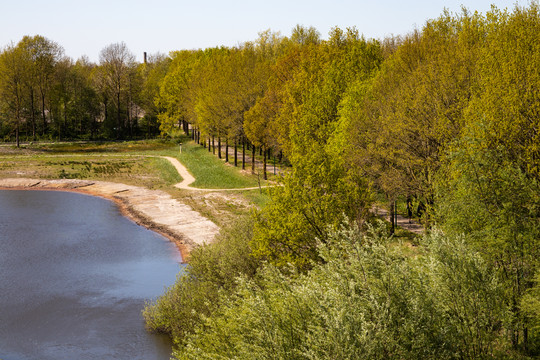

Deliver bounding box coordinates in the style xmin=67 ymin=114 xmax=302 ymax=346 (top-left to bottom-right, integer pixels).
xmin=41 ymin=90 xmax=47 ymax=136
xmin=30 ymin=89 xmax=36 ymax=141
xmin=251 ymin=143 xmax=256 ymax=174
xmin=234 ymin=137 xmax=238 ymax=167
xmin=212 ymin=136 xmax=215 ymax=155
xmin=15 ymin=94 xmax=21 ymax=147
xmin=116 ymin=90 xmax=122 ymax=139
xmin=218 ymin=136 xmax=222 ymax=159
xmin=225 ymin=138 xmax=229 ymax=162
xmin=242 ymin=137 xmax=246 ymax=170
xmin=16 ymin=122 xmax=20 ymax=148
xmin=263 ymin=147 xmax=267 ymax=180
xmin=63 ymin=99 xmax=68 ymax=139
xmin=389 ymin=200 xmax=395 ymax=235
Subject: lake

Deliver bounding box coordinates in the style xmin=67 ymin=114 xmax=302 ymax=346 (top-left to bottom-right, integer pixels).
xmin=0 ymin=190 xmax=183 ymax=360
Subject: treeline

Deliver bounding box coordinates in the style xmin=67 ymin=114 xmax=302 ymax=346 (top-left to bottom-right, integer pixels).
xmin=144 ymin=4 xmax=540 ymax=359
xmin=0 ymin=37 xmax=169 ymax=143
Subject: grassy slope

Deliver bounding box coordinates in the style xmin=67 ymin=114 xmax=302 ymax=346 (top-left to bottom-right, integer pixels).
xmin=148 ymin=140 xmax=265 ymax=189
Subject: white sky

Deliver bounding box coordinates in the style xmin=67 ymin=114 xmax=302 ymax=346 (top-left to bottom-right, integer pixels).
xmin=0 ymin=0 xmax=529 ymax=63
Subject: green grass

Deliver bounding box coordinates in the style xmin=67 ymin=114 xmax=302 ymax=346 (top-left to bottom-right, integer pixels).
xmin=241 ymin=188 xmax=272 ymax=208
xmin=149 ymin=157 xmax=183 ymax=185
xmin=169 ymin=141 xmax=264 ymax=189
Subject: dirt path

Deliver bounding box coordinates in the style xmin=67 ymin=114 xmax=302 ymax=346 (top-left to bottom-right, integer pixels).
xmin=162 ymin=156 xmax=273 ymax=192
xmin=372 ymin=206 xmax=424 ymax=234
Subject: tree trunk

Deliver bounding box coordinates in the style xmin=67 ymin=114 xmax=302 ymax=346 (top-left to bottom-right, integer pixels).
xmin=117 ymin=90 xmax=121 ymax=139
xmin=91 ymin=116 xmax=96 ymax=140
xmin=263 ymin=146 xmax=267 ymax=180
xmin=64 ymin=99 xmax=68 ymax=139
xmin=16 ymin=123 xmax=20 ymax=148
xmin=212 ymin=136 xmax=215 ymax=154
xmin=251 ymin=143 xmax=256 ymax=174
xmin=242 ymin=137 xmax=246 ymax=170
xmin=389 ymin=200 xmax=395 ymax=235
xmin=41 ymin=90 xmax=47 ymax=136
xmin=234 ymin=137 xmax=238 ymax=167
xmin=225 ymin=138 xmax=229 ymax=162
xmin=30 ymin=89 xmax=36 ymax=141
xmin=218 ymin=137 xmax=221 ymax=159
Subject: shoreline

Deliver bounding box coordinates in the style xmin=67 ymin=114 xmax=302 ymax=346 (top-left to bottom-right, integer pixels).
xmin=0 ymin=178 xmax=220 ymax=262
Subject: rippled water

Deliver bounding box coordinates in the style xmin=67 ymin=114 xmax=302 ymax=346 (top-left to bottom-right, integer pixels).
xmin=0 ymin=190 xmax=183 ymax=360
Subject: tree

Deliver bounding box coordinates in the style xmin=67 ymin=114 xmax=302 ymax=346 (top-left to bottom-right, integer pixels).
xmin=156 ymin=50 xmax=202 ymax=136
xmin=98 ymin=42 xmax=136 ymax=138
xmin=19 ymin=35 xmax=64 ymax=136
xmin=340 ymin=10 xmax=482 ymax=226
xmin=436 ymin=4 xmax=540 ymax=352
xmin=0 ymin=44 xmax=28 ymax=146
xmin=139 ymin=52 xmax=171 ymax=137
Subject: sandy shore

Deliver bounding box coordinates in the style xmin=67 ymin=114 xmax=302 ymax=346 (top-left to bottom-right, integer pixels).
xmin=0 ymin=178 xmax=219 ymax=262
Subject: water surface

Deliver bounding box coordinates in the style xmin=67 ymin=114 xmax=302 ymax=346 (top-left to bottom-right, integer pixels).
xmin=0 ymin=190 xmax=183 ymax=360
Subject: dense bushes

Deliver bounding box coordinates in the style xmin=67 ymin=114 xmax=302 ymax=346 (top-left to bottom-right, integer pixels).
xmin=148 ymin=222 xmax=514 ymax=359
xmin=143 ymin=216 xmax=259 ymax=345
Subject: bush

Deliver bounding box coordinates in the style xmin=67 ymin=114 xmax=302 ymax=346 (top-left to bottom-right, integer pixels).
xmin=174 ymin=223 xmax=510 ymax=359
xmin=143 ymin=215 xmax=259 ymax=345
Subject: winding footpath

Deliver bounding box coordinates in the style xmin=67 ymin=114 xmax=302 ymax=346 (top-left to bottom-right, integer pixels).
xmin=163 ymin=156 xmax=270 ymax=191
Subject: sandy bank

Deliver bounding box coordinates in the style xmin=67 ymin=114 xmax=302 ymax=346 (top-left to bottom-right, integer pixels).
xmin=0 ymin=178 xmax=219 ymax=262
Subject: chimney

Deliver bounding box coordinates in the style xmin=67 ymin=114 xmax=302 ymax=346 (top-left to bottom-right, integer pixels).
xmin=143 ymin=52 xmax=147 ymax=64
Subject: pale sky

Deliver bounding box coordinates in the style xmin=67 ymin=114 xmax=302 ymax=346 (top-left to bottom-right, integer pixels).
xmin=0 ymin=0 xmax=528 ymax=63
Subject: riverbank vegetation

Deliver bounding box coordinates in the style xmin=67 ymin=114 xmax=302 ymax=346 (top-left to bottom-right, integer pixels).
xmin=2 ymin=2 xmax=540 ymax=359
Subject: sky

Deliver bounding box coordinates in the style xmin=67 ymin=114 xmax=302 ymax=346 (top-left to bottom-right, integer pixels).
xmin=0 ymin=0 xmax=529 ymax=63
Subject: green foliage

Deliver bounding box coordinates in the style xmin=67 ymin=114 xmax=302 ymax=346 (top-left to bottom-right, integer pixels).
xmin=432 ymin=6 xmax=540 ymax=351
xmin=522 ymin=271 xmax=540 ymax=354
xmin=437 ymin=122 xmax=540 ymax=351
xmin=143 ymin=216 xmax=259 ymax=345
xmin=175 ymin=223 xmax=509 ymax=360
xmin=0 ymin=36 xmax=167 ymax=141
xmin=339 ymin=9 xmax=483 ymax=206
xmin=251 ymin=156 xmax=371 ymax=269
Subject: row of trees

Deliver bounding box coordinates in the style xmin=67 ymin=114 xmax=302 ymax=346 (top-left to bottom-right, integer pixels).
xmin=0 ymin=36 xmax=169 ymax=144
xmin=146 ymin=3 xmax=540 ymax=358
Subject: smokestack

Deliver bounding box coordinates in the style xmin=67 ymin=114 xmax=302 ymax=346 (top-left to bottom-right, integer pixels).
xmin=143 ymin=52 xmax=147 ymax=64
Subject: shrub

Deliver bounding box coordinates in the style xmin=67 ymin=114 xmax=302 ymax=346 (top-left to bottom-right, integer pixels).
xmin=174 ymin=223 xmax=510 ymax=359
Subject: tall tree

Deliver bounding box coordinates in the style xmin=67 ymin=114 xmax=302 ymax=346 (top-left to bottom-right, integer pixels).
xmin=98 ymin=42 xmax=136 ymax=138
xmin=19 ymin=35 xmax=64 ymax=136
xmin=139 ymin=52 xmax=171 ymax=137
xmin=0 ymin=44 xmax=28 ymax=146
xmin=437 ymin=4 xmax=540 ymax=351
